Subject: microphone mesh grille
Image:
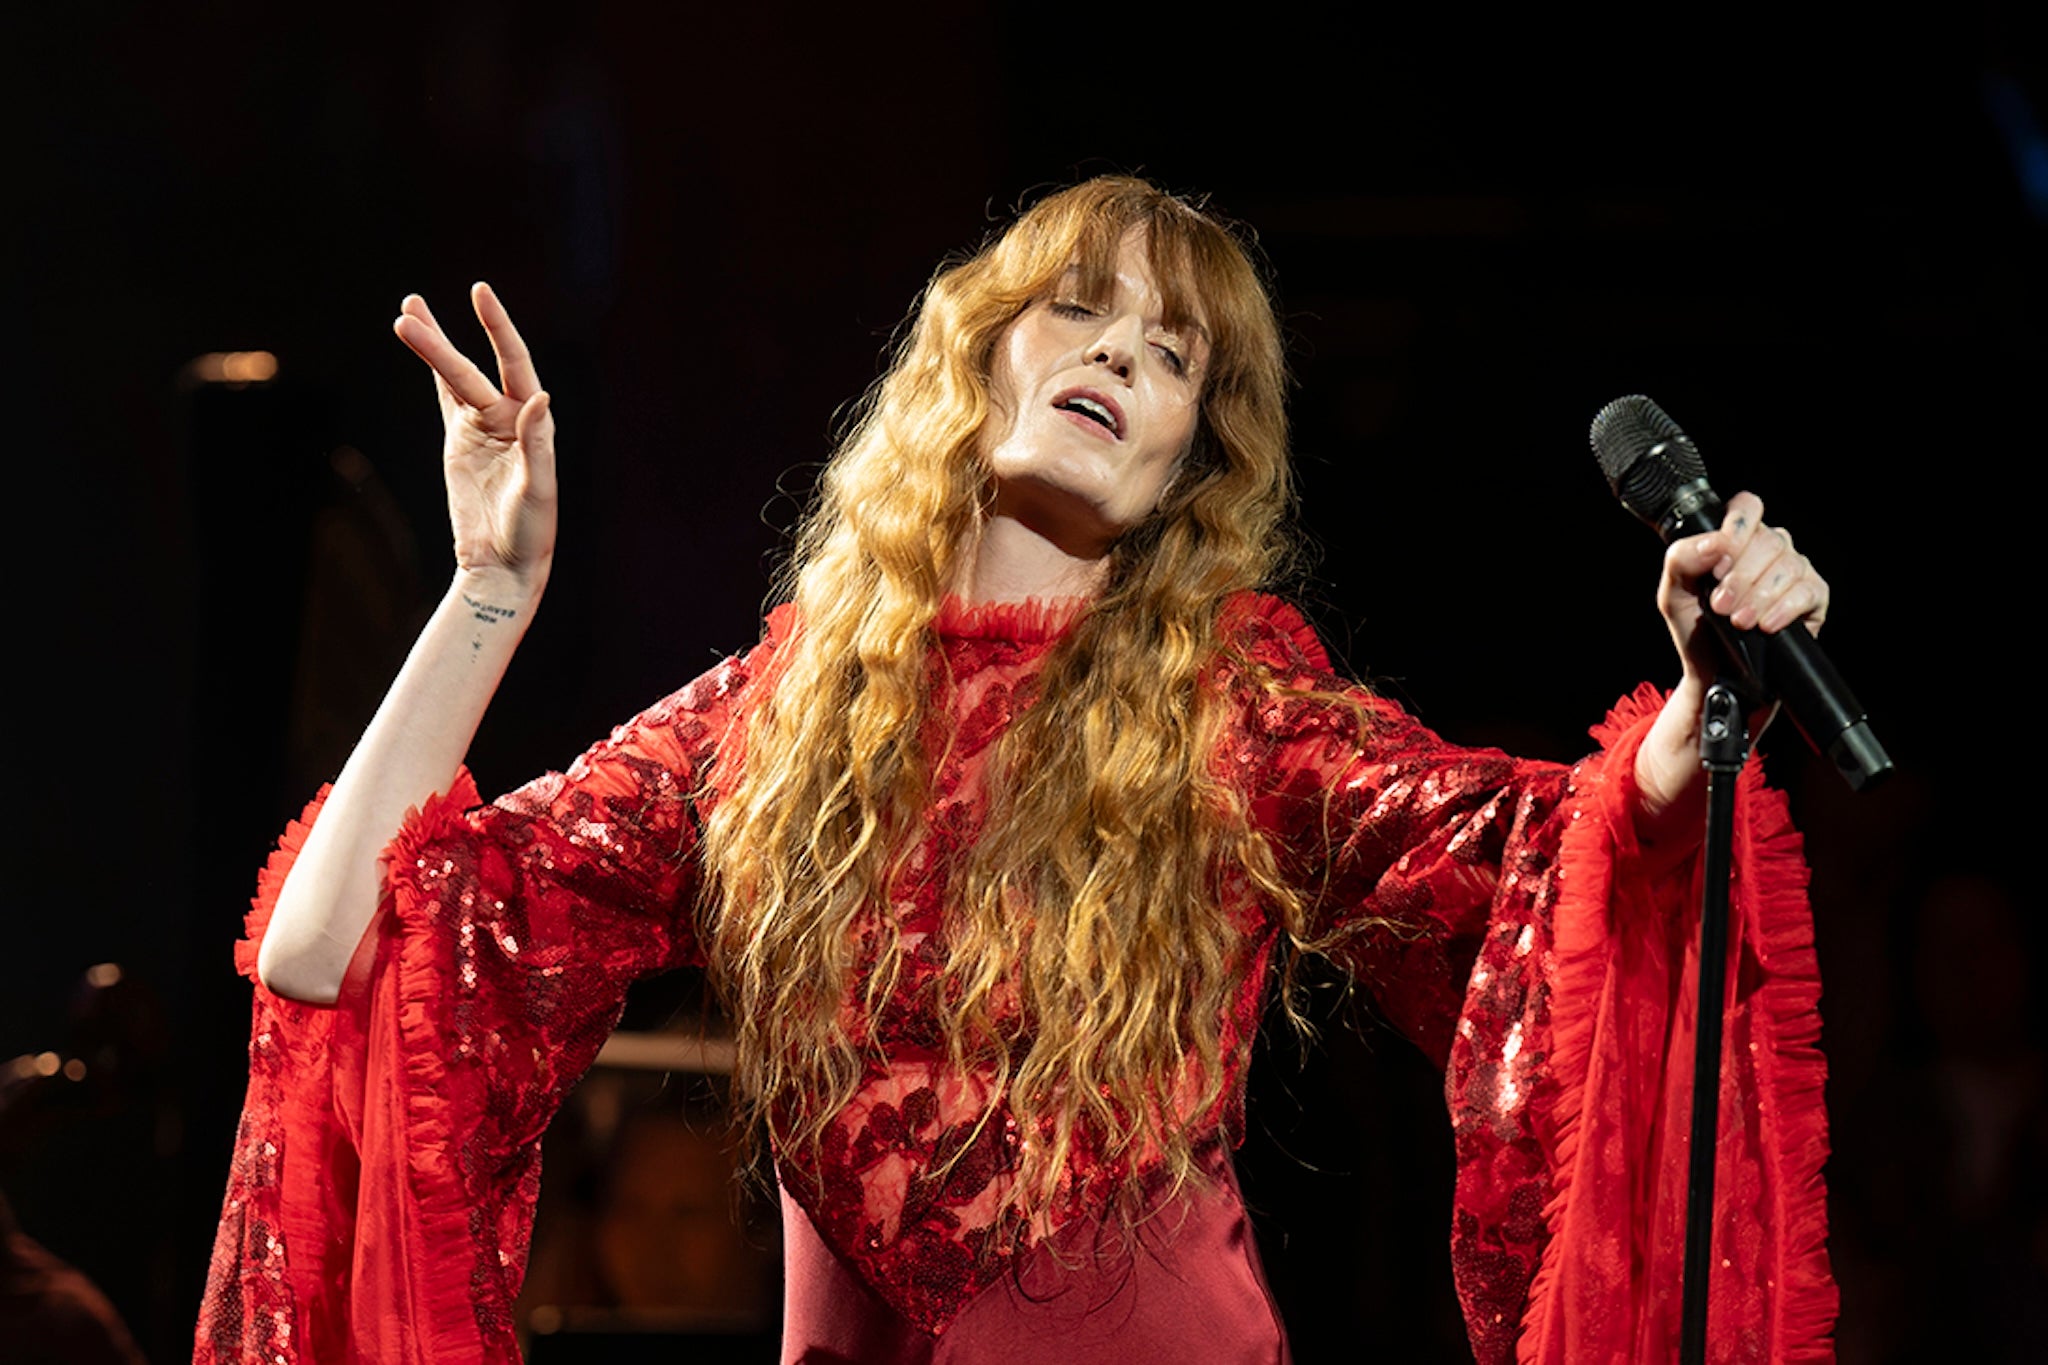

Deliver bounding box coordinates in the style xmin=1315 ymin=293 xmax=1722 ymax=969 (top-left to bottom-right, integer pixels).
xmin=1588 ymin=395 xmax=1708 ymax=523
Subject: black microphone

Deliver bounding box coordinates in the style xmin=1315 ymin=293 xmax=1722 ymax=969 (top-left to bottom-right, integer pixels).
xmin=1588 ymin=395 xmax=1893 ymax=792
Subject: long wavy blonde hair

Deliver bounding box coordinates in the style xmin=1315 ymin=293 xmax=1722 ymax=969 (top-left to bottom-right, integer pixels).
xmin=702 ymin=177 xmax=1345 ymax=1220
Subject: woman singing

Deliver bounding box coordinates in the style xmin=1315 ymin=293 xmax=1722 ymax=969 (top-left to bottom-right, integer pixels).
xmin=198 ymin=177 xmax=1834 ymax=1363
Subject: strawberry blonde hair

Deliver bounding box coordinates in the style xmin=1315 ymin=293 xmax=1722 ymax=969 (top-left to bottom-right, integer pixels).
xmin=703 ymin=177 xmax=1350 ymax=1220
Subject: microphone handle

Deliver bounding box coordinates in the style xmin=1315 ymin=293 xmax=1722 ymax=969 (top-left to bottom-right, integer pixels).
xmin=1664 ymin=493 xmax=1894 ymax=792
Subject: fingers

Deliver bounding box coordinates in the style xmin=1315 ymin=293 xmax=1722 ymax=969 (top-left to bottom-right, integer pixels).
xmin=1667 ymin=493 xmax=1829 ymax=636
xmin=393 ymin=297 xmax=504 ymax=412
xmin=470 ymin=282 xmax=543 ymax=401
xmin=399 ymin=292 xmax=445 ymax=334
xmin=514 ymin=392 xmax=558 ymax=498
xmin=1721 ymin=525 xmax=1826 ymax=634
xmin=1712 ymin=507 xmax=1810 ymax=633
xmin=394 ymin=295 xmax=459 ymax=410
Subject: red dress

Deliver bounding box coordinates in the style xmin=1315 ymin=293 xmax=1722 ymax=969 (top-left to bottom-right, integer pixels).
xmin=195 ymin=595 xmax=1834 ymax=1363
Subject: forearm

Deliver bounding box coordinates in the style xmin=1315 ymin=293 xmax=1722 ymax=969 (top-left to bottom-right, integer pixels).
xmin=255 ymin=566 xmax=543 ymax=1003
xmin=1631 ymin=672 xmax=1708 ymax=858
xmin=1631 ymin=672 xmax=1783 ymax=867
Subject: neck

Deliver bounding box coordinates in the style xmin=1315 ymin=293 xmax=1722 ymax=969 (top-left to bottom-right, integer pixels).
xmin=954 ymin=511 xmax=1109 ymax=605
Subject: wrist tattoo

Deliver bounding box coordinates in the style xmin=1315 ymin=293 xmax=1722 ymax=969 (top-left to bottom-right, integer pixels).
xmin=462 ymin=593 xmax=519 ymax=627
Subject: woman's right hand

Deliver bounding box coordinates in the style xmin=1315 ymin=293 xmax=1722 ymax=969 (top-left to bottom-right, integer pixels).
xmin=260 ymin=285 xmax=554 ymax=1004
xmin=393 ymin=283 xmax=558 ymax=594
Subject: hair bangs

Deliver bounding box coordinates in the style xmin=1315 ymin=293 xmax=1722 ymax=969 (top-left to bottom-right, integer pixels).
xmin=999 ymin=183 xmax=1247 ymax=365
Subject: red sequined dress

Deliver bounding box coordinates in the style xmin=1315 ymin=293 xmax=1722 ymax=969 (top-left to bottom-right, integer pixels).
xmin=196 ymin=595 xmax=1833 ymax=1364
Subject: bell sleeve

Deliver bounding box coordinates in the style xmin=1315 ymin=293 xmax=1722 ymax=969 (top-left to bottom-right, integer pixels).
xmin=1230 ymin=595 xmax=1833 ymax=1364
xmin=195 ymin=639 xmax=772 ymax=1365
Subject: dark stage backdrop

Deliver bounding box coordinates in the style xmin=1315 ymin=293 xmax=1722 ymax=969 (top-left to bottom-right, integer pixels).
xmin=10 ymin=4 xmax=2041 ymax=1361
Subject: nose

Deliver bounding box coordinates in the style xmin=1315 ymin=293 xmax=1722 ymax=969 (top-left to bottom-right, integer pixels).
xmin=1085 ymin=314 xmax=1142 ymax=383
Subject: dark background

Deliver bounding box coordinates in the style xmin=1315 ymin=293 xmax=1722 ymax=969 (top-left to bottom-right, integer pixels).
xmin=9 ymin=3 xmax=2042 ymax=1360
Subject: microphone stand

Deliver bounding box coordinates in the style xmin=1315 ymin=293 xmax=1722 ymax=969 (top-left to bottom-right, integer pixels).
xmin=1680 ymin=679 xmax=1750 ymax=1365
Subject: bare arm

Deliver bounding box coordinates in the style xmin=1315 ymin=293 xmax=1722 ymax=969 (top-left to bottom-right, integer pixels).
xmin=256 ymin=284 xmax=557 ymax=1004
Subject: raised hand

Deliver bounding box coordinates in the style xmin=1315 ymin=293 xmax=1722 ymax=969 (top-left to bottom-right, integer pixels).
xmin=393 ymin=283 xmax=558 ymax=593
xmin=1656 ymin=490 xmax=1829 ymax=673
xmin=1634 ymin=491 xmax=1832 ymax=835
xmin=260 ymin=285 xmax=557 ymax=1004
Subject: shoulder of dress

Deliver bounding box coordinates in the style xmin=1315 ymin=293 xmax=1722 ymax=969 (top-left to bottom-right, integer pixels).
xmin=764 ymin=600 xmax=801 ymax=646
xmin=577 ymin=635 xmax=770 ymax=757
xmin=1219 ymin=591 xmax=1333 ymax=674
xmin=1213 ymin=593 xmax=1417 ymax=752
xmin=643 ymin=606 xmax=798 ymax=721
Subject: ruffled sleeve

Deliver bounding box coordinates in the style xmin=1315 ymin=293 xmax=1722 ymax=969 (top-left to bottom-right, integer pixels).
xmin=196 ymin=639 xmax=773 ymax=1365
xmin=1227 ymin=595 xmax=1833 ymax=1364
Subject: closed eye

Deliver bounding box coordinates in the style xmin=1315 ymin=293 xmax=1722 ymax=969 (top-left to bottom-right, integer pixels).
xmin=1050 ymin=300 xmax=1192 ymax=377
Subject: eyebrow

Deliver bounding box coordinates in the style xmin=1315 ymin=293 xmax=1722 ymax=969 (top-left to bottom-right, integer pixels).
xmin=1048 ymin=265 xmax=1213 ymax=364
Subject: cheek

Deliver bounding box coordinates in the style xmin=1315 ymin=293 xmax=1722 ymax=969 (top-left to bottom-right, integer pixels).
xmin=1126 ymin=419 xmax=1197 ymax=516
xmin=1138 ymin=400 xmax=1203 ymax=508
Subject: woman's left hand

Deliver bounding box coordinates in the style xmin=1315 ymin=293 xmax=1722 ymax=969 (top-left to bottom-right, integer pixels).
xmin=1633 ymin=491 xmax=1831 ymax=839
xmin=1658 ymin=491 xmax=1828 ymax=677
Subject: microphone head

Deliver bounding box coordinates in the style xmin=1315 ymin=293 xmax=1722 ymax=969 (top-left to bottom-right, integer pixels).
xmin=1588 ymin=395 xmax=1710 ymax=528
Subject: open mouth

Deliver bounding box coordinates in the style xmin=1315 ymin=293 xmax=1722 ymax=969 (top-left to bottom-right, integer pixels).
xmin=1053 ymin=389 xmax=1123 ymax=438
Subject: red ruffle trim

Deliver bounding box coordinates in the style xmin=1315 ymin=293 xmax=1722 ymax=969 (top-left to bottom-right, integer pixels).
xmin=930 ymin=593 xmax=1089 ymax=642
xmin=1220 ymin=591 xmax=1333 ymax=673
xmin=1736 ymin=758 xmax=1835 ymax=1361
xmin=1517 ymin=685 xmax=1657 ymax=1364
xmin=235 ymin=784 xmax=333 ymax=981
xmin=204 ymin=785 xmax=344 ymax=1365
xmin=1520 ymin=684 xmax=1832 ymax=1362
xmin=230 ymin=772 xmax=521 ymax=1364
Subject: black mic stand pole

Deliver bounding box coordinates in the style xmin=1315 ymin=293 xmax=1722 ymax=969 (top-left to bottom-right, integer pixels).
xmin=1680 ymin=679 xmax=1750 ymax=1365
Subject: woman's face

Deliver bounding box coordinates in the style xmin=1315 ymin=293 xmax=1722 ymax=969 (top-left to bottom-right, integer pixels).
xmin=981 ymin=228 xmax=1209 ymax=557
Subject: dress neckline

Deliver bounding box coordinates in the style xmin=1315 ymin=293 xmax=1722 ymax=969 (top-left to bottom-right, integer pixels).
xmin=930 ymin=594 xmax=1088 ymax=643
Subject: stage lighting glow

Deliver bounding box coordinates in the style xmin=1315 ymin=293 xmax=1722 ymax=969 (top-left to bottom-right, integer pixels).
xmin=86 ymin=962 xmax=122 ymax=988
xmin=227 ymin=350 xmax=278 ymax=381
xmin=187 ymin=350 xmax=280 ymax=387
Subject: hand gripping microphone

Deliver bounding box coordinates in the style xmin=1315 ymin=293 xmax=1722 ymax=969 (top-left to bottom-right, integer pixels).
xmin=1589 ymin=395 xmax=1893 ymax=791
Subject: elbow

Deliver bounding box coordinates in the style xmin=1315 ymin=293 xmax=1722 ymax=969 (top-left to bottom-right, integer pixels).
xmin=255 ymin=936 xmax=343 ymax=1006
